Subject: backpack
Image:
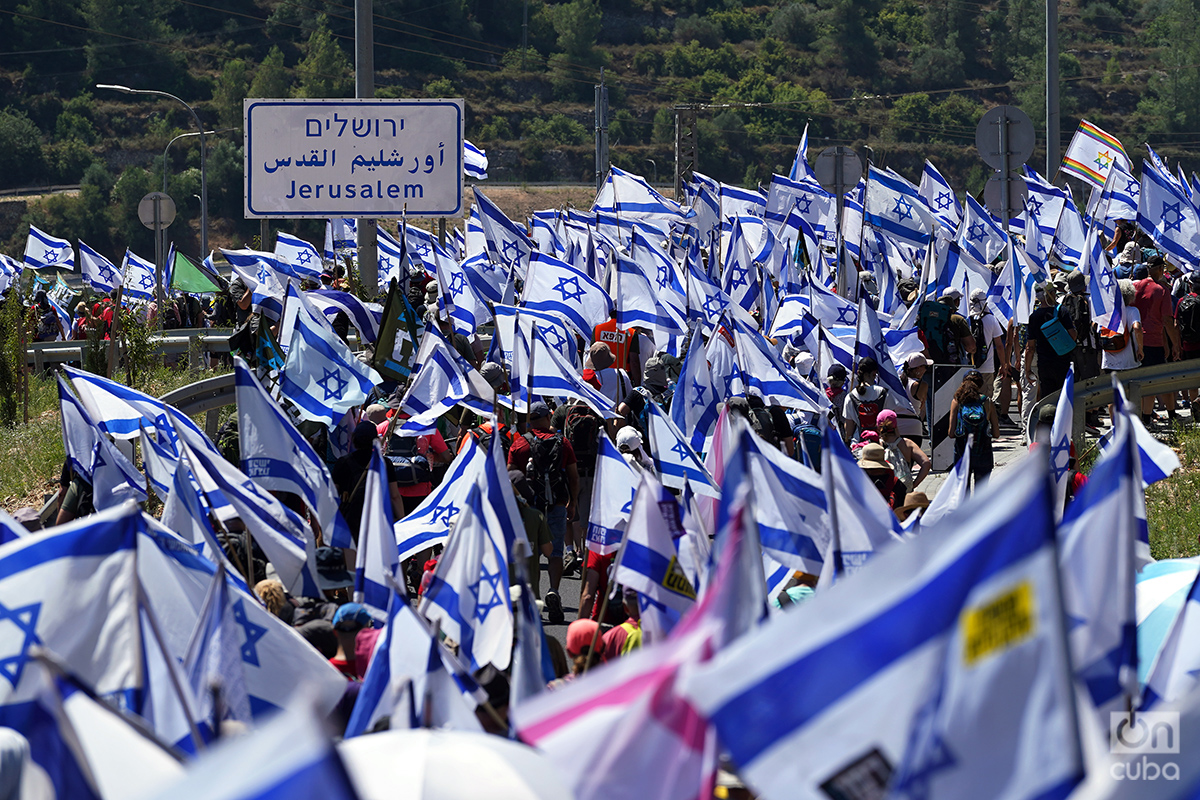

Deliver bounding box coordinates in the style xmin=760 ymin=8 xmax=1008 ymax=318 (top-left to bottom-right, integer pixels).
xmin=461 ymin=422 xmax=511 ymax=458
xmin=1060 ymin=293 xmax=1094 ymax=349
xmin=36 ymin=309 xmax=58 ymax=341
xmin=1039 ymin=307 xmax=1077 ymax=357
xmin=748 ymin=406 xmax=779 ymax=447
xmin=918 ymin=301 xmax=958 ymax=363
xmin=968 ymin=313 xmax=991 ymax=368
xmin=385 ymin=434 xmax=432 ymax=486
xmin=523 ymin=432 xmax=568 ymax=508
xmin=1097 ymin=326 xmax=1128 ymax=352
xmin=956 ymin=399 xmax=989 ymax=438
xmin=563 ymin=405 xmax=602 ymax=473
xmin=854 ymin=387 xmax=889 ymax=434
xmin=1178 ymin=293 xmax=1200 ymax=345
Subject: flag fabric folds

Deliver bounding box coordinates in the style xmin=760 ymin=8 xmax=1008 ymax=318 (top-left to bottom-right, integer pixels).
xmin=1061 ymin=119 xmax=1132 ymax=188
xmin=683 ymin=462 xmax=1084 ymax=800
xmin=78 ymin=240 xmax=121 ymax=293
xmin=24 ymin=225 xmax=75 ymax=271
xmin=279 ymin=307 xmax=381 ymax=427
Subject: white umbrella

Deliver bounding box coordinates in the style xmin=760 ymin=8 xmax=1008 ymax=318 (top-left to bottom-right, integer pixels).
xmin=338 ymin=729 xmax=574 ymax=800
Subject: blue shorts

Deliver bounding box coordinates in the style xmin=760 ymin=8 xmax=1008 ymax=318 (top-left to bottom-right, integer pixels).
xmin=544 ymin=505 xmax=567 ymax=558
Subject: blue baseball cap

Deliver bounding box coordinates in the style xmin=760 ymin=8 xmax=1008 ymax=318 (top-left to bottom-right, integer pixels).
xmin=332 ymin=602 xmax=372 ymax=630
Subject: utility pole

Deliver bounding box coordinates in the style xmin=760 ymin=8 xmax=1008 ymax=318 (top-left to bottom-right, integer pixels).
xmin=594 ymin=68 xmax=609 ymax=193
xmin=1046 ymin=0 xmax=1060 ymax=179
xmin=356 ymin=0 xmax=380 ymax=295
xmin=673 ymin=105 xmax=698 ymax=203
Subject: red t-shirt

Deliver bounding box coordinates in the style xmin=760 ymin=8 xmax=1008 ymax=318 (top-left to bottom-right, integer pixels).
xmin=508 ymin=428 xmax=576 ymax=475
xmin=1133 ymin=278 xmax=1172 ymax=348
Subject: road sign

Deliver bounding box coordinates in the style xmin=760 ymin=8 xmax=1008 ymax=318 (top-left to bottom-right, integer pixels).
xmin=244 ymin=98 xmax=464 ymax=218
xmin=976 ymin=106 xmax=1035 ymax=170
xmin=814 ymin=146 xmax=863 ymax=196
xmin=138 ymin=192 xmax=176 ymax=230
xmin=983 ymin=173 xmax=1029 ymax=220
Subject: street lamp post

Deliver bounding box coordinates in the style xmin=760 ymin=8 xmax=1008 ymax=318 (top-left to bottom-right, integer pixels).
xmin=97 ymin=84 xmax=209 ymax=258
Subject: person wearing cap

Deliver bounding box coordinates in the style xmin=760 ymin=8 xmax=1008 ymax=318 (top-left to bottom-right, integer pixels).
xmin=582 ymin=342 xmax=631 ymax=403
xmin=329 ymin=602 xmax=373 ymax=679
xmin=857 ymin=442 xmax=905 ymax=509
xmin=917 ymin=288 xmax=975 ymax=365
xmin=508 ymin=400 xmax=579 ymax=624
xmin=1134 ymin=257 xmax=1183 ymax=421
xmin=600 ymin=587 xmax=642 ymax=661
xmin=876 ymin=409 xmax=930 ymax=492
xmin=948 ymin=369 xmax=1000 ymax=490
xmin=1024 ymin=281 xmax=1077 ymax=401
xmin=898 ymin=353 xmax=930 ymax=445
xmin=330 ymin=421 xmax=405 ymax=537
xmin=967 ymin=288 xmax=1008 ymax=404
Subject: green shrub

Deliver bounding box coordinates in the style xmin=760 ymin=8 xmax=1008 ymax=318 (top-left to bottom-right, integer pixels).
xmin=522 ymin=114 xmax=589 ymax=146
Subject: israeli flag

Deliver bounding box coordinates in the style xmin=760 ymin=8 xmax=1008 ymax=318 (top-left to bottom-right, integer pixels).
xmin=464 ymin=139 xmax=488 ymax=180
xmin=184 ymin=563 xmax=253 ymax=726
xmin=1138 ymin=158 xmax=1200 ymax=268
xmin=614 ymin=473 xmax=697 ymax=615
xmin=819 ymin=425 xmax=902 ymax=583
xmin=121 ymin=248 xmax=158 ymax=301
xmin=919 ymin=159 xmax=962 ymax=232
xmin=1143 ymin=564 xmax=1200 ymax=709
xmin=392 ymin=439 xmax=483 ymax=562
xmin=347 ymin=588 xmax=482 ymax=735
xmin=58 ymin=375 xmax=147 ymax=510
xmin=273 ymin=231 xmax=324 ymax=281
xmin=420 ymin=483 xmax=514 ymax=672
xmin=175 ymin=424 xmax=318 ymax=598
xmin=1059 ymin=412 xmax=1139 ymax=714
xmin=224 ymin=250 xmax=287 ymax=321
xmin=0 ymin=254 xmax=19 ymax=295
xmin=308 ymin=289 xmax=382 ymax=343
xmin=23 ymin=225 xmax=74 ymax=271
xmin=526 ymin=327 xmax=621 ymax=419
xmin=1083 ymin=224 xmax=1123 ymax=332
xmin=917 ymin=438 xmax=971 ymax=531
xmin=0 ymin=503 xmax=142 ymax=716
xmin=722 ymin=217 xmax=760 ymax=314
xmin=864 ymin=166 xmax=937 ymax=248
xmin=594 ymin=165 xmax=689 ymax=223
xmin=956 ymin=194 xmax=1008 ymax=266
xmin=1052 ymin=194 xmax=1087 ymax=267
xmin=586 ymin=432 xmax=639 ymax=557
xmin=137 ymin=523 xmax=347 ymax=724
xmin=235 ymin=357 xmax=352 ymax=550
xmin=855 ymin=298 xmax=916 ymax=415
xmin=144 ymin=699 xmax=359 ymax=800
xmin=376 ymin=226 xmax=407 ymax=292
xmin=614 ymin=253 xmax=687 ymax=335
xmin=354 ymin=446 xmax=402 ymax=617
xmin=278 ymin=307 xmax=381 ymax=427
xmin=671 ymin=329 xmax=720 ymax=454
xmin=646 ymin=401 xmax=719 ymax=497
xmin=492 ymin=304 xmax=577 ymax=370
xmin=1096 ymin=159 xmax=1139 ymax=229
xmin=629 ymin=228 xmax=688 ymax=322
xmin=522 ymin=251 xmax=612 ymax=340
xmin=398 ymin=324 xmax=495 ymax=434
xmin=720 ymin=181 xmax=767 ymax=219
xmin=731 ymin=319 xmax=828 ymax=413
xmin=742 ymin=427 xmax=828 ymax=575
xmin=683 ymin=462 xmax=1085 ymax=800
xmin=788 ymin=124 xmax=816 ymax=183
xmin=474 ymin=187 xmax=532 ymax=280
xmin=79 ymin=240 xmax=121 ymax=293
xmin=1049 ymin=365 xmax=1075 ymax=517
xmin=159 ymin=455 xmax=222 ymax=554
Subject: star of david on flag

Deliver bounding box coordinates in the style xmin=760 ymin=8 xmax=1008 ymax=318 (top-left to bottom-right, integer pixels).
xmin=23 ymin=225 xmax=75 ymax=271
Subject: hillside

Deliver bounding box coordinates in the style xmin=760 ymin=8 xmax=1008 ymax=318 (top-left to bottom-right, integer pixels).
xmin=0 ymin=0 xmax=1194 ymax=259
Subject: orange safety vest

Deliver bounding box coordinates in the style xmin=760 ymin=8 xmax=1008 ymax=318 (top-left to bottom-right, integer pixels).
xmin=593 ymin=319 xmax=634 ymax=368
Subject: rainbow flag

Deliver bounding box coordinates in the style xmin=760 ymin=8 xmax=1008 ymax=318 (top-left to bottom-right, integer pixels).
xmin=1061 ymin=119 xmax=1131 ymax=188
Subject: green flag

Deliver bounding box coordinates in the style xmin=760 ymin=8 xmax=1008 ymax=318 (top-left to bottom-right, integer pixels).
xmin=373 ymin=279 xmax=422 ymax=383
xmin=170 ymin=249 xmax=223 ymax=293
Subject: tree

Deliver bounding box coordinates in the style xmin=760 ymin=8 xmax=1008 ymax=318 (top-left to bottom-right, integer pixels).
xmin=250 ymin=47 xmax=292 ymax=99
xmin=0 ymin=109 xmax=47 ymax=189
xmin=213 ymin=59 xmax=250 ymax=129
xmin=295 ymin=16 xmax=351 ymax=99
xmin=80 ymin=0 xmax=173 ymax=83
xmin=548 ymin=0 xmax=603 ymax=62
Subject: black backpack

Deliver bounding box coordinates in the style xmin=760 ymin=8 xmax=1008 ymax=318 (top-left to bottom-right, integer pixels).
xmin=563 ymin=405 xmax=602 ymax=473
xmin=1060 ymin=293 xmax=1095 ymax=349
xmin=462 ymin=422 xmax=511 ymax=457
xmin=1178 ymin=293 xmax=1200 ymax=345
xmin=969 ymin=312 xmax=992 ymax=368
xmin=386 ymin=434 xmax=432 ymax=486
xmin=524 ymin=432 xmax=568 ymax=508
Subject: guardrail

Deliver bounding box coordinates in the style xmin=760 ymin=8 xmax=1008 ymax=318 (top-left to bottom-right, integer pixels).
xmin=1031 ymin=359 xmax=1200 ymax=443
xmin=25 ymin=328 xmax=235 ymax=370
